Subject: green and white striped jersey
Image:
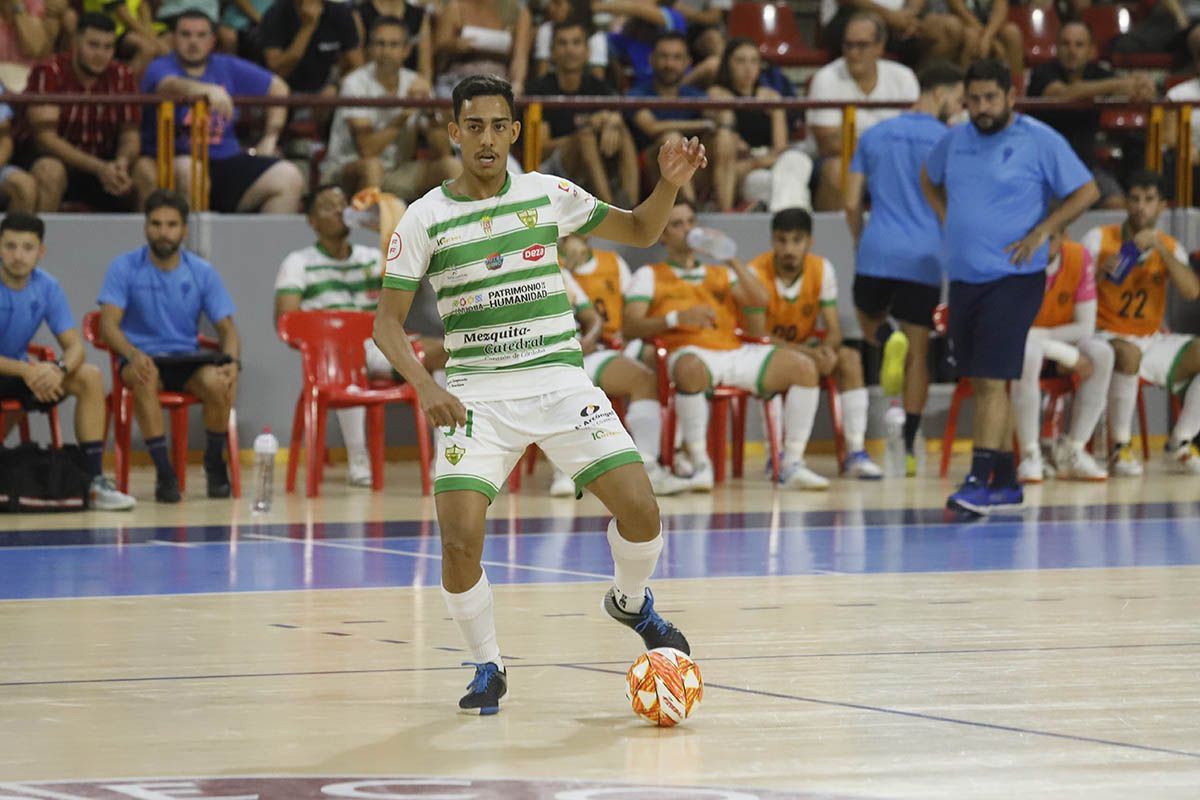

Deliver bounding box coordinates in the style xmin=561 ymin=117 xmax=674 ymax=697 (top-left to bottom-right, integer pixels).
xmin=383 ymin=172 xmax=610 ymax=401
xmin=274 ymin=243 xmax=383 ymax=311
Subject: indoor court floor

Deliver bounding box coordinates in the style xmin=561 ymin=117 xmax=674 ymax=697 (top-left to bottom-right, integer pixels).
xmin=1 ymin=453 xmax=1198 ymax=800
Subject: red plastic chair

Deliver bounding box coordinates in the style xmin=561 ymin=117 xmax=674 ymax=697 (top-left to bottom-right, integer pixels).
xmin=83 ymin=310 xmax=242 ymax=497
xmin=1007 ymin=5 xmax=1060 ymax=65
xmin=277 ymin=310 xmax=432 ymax=498
xmin=728 ymin=1 xmax=829 ymax=67
xmin=0 ymin=344 xmax=65 ymax=448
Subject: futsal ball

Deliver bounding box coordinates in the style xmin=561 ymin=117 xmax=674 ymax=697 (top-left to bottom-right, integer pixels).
xmin=626 ymin=647 xmax=703 ymax=727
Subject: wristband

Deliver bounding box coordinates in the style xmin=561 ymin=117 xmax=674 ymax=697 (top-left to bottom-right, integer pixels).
xmin=54 ymin=358 xmax=67 ymax=373
xmin=665 ymin=310 xmax=679 ymax=329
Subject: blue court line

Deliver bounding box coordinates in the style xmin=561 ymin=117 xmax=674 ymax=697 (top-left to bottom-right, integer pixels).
xmin=561 ymin=663 xmax=1200 ymax=760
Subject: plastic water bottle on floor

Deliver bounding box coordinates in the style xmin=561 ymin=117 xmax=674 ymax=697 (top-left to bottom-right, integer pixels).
xmin=883 ymin=402 xmax=906 ymax=478
xmin=252 ymin=427 xmax=279 ymax=514
xmin=686 ymin=226 xmax=737 ymax=262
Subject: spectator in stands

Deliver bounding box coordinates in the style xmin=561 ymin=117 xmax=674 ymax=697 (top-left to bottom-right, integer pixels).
xmin=155 ymin=0 xmax=219 ymax=27
xmin=0 ymin=213 xmax=136 ymax=510
xmin=89 ymin=0 xmax=168 ymax=73
xmin=1026 ymin=21 xmax=1154 ymax=209
xmin=19 ymin=13 xmax=156 ymax=213
xmin=946 ymin=0 xmax=1023 ymax=79
xmin=323 ymin=16 xmax=458 ymax=200
xmin=260 ymin=0 xmax=362 ymax=95
xmin=218 ymin=0 xmax=272 ymax=61
xmin=707 ymin=37 xmax=812 ymax=212
xmin=0 ymin=84 xmax=35 ymax=211
xmin=1165 ymin=28 xmax=1200 ymax=193
xmin=597 ymin=0 xmax=688 ymax=86
xmin=532 ymin=0 xmax=606 ymax=81
xmin=808 ymin=12 xmax=919 ymax=211
xmin=274 ymin=184 xmax=447 ymax=487
xmin=355 ymin=0 xmax=433 ymax=84
xmin=821 ymin=0 xmax=967 ymax=66
xmin=528 ymin=20 xmax=638 ymax=206
xmin=97 ymin=190 xmax=242 ymax=503
xmin=0 ymin=0 xmax=71 ymax=70
xmin=141 ymin=10 xmax=305 ymax=213
xmin=627 ymin=31 xmax=716 ymax=205
xmin=433 ymin=0 xmax=531 ymax=96
xmin=1110 ymin=0 xmax=1195 ymax=63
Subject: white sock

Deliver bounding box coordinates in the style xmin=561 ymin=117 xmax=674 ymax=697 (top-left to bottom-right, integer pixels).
xmin=626 ymin=399 xmax=661 ymax=464
xmin=1169 ymin=378 xmax=1200 ymax=448
xmin=336 ymin=407 xmax=368 ymax=464
xmin=441 ymin=571 xmax=503 ymax=670
xmin=1012 ymin=339 xmax=1044 ymax=455
xmin=1109 ymin=372 xmax=1139 ymax=445
xmin=782 ymin=385 xmax=819 ymax=464
xmin=607 ymin=518 xmax=663 ymax=614
xmin=675 ymin=392 xmax=710 ymax=465
xmin=1069 ymin=338 xmax=1114 ymax=447
xmin=841 ymin=387 xmax=868 ymax=452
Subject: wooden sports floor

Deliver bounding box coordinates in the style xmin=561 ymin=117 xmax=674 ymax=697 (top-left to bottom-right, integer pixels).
xmin=1 ymin=451 xmax=1198 ymax=800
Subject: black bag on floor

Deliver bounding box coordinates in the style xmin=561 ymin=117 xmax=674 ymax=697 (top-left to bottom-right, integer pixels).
xmin=0 ymin=443 xmax=91 ymax=512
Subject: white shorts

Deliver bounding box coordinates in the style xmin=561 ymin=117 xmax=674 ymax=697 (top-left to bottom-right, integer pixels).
xmin=667 ymin=343 xmax=779 ymax=395
xmin=582 ymin=340 xmax=647 ymax=385
xmin=434 ymin=371 xmax=643 ymax=502
xmin=1099 ymin=331 xmax=1197 ymax=393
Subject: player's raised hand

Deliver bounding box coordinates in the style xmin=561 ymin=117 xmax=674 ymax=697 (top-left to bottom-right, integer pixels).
xmin=658 ymin=136 xmax=708 ymax=188
xmin=418 ymin=383 xmax=468 ymax=428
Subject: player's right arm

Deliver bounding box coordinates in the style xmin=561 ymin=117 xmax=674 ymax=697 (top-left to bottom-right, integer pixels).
xmin=374 ymin=288 xmax=466 ymax=427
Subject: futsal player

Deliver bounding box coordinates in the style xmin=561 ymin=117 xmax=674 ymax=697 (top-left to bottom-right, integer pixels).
xmin=373 ymin=75 xmax=704 ymax=714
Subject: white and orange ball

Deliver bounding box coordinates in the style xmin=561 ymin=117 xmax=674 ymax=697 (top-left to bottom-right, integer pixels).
xmin=626 ymin=647 xmax=703 ymax=727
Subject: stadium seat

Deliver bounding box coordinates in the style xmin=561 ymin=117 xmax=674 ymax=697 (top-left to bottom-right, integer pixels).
xmin=0 ymin=345 xmax=64 ymax=449
xmin=1008 ymin=5 xmax=1060 ymax=65
xmin=83 ymin=310 xmax=242 ymax=497
xmin=728 ymin=2 xmax=829 ymax=67
xmin=277 ymin=309 xmax=431 ymax=498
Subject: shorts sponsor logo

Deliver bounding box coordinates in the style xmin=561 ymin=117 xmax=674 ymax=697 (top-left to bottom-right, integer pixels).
xmin=575 ymin=408 xmax=617 ymax=429
xmin=517 ymin=208 xmax=539 ymax=228
xmin=523 ymin=244 xmax=546 ymax=262
xmin=387 ymin=232 xmax=402 ymax=260
xmin=580 ymin=404 xmax=601 ymax=418
xmin=591 ymin=429 xmax=622 ymax=440
xmin=444 ymin=444 xmax=465 ymax=465
xmin=487 ymin=282 xmax=548 ymax=308
xmin=485 ymin=252 xmax=504 ymax=271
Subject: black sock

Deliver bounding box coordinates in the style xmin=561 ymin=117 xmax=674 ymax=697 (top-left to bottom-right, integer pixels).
xmin=81 ymin=440 xmax=104 ymax=478
xmin=146 ymin=436 xmax=173 ymax=482
xmin=968 ymin=448 xmax=997 ymax=484
xmin=903 ymin=413 xmax=922 ymax=453
xmin=204 ymin=430 xmax=228 ymax=470
xmin=991 ymin=451 xmax=1017 ymax=488
xmin=874 ymin=321 xmax=895 ymax=347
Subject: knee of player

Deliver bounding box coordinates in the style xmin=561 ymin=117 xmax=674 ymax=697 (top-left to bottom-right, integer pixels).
xmin=440 ymin=533 xmax=482 ymax=565
xmin=672 ymin=356 xmax=708 ymax=393
xmin=1112 ymin=341 xmax=1141 ymax=374
xmin=837 ymin=346 xmax=862 ymax=376
xmin=628 ymin=363 xmax=658 ymax=400
xmin=786 ymin=352 xmax=818 ymax=387
xmin=1083 ymin=339 xmax=1116 ymax=374
xmin=1180 ymin=340 xmax=1200 ymax=379
xmin=618 ymin=487 xmax=660 ymax=535
xmin=70 ymin=363 xmax=104 ymax=395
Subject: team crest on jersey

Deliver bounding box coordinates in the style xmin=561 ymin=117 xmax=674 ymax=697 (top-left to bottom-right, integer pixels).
xmin=485 ymin=252 xmax=503 ymax=270
xmin=387 ymin=232 xmax=402 ymax=260
xmin=517 ymin=208 xmax=538 ymax=229
xmin=801 ymin=304 xmax=815 ymax=317
xmin=444 ymin=444 xmax=465 ymax=465
xmin=1057 ymin=290 xmax=1071 ymax=305
xmin=481 ymin=215 xmax=493 ymax=237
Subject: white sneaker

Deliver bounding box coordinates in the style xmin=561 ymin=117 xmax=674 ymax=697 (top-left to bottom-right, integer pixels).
xmin=89 ymin=475 xmax=135 ymax=511
xmin=843 ymin=450 xmax=882 ymax=479
xmin=347 ymin=452 xmax=372 ymax=487
xmin=781 ymin=460 xmax=830 ymax=490
xmin=1054 ymin=441 xmax=1108 ymax=482
xmin=646 ymin=463 xmax=691 ymax=496
xmin=549 ymin=469 xmax=576 ymax=497
xmin=1017 ymin=454 xmax=1044 ymax=484
xmin=1109 ymin=443 xmax=1144 ymax=477
xmin=1165 ymin=442 xmax=1200 ymax=475
xmin=671 ymin=449 xmax=695 ymax=479
xmin=687 ymin=461 xmax=714 ymax=492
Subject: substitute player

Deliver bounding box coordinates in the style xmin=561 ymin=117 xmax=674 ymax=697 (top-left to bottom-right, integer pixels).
xmin=374 ymin=75 xmax=704 ymax=714
xmin=624 ymin=200 xmax=830 ymax=491
xmin=1012 ymin=231 xmax=1112 ymax=483
xmin=1082 ymin=170 xmax=1200 ymax=475
xmin=745 ymin=208 xmax=882 ymax=479
xmin=845 ymin=61 xmax=963 ymax=476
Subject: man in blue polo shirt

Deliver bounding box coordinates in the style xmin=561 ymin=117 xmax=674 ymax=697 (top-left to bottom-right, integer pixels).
xmin=97 ymin=190 xmax=241 ymax=503
xmin=846 ymin=60 xmax=963 ymax=477
xmin=922 ymin=59 xmax=1099 ymax=515
xmin=0 ymin=213 xmax=135 ymax=511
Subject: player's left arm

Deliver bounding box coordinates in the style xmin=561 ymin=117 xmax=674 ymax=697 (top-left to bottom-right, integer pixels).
xmin=1157 ymin=239 xmax=1200 ymax=301
xmin=729 ymin=259 xmax=769 ymax=310
xmin=590 ymin=137 xmax=707 ymax=246
xmin=52 ymin=328 xmax=86 ymax=375
xmin=1007 ymin=180 xmax=1099 ymax=265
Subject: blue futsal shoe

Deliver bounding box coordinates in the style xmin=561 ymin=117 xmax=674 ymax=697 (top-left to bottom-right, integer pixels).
xmin=987 ymin=483 xmax=1024 ymax=511
xmin=603 ymin=587 xmax=690 ymax=655
xmin=947 ymin=476 xmax=991 ymax=516
xmin=459 ymin=662 xmax=506 ymax=715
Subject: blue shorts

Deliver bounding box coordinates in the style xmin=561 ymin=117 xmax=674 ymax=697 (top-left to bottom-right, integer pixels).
xmin=948 ymin=271 xmax=1045 ymax=380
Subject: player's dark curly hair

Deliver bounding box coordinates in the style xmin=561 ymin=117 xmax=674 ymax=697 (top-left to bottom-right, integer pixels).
xmin=771 ymin=208 xmax=812 ymax=236
xmin=0 ymin=212 xmax=45 ymax=241
xmin=145 ymin=190 xmax=190 ymax=222
xmin=965 ymin=58 xmax=1011 ymax=91
xmin=452 ymin=75 xmax=515 ymax=122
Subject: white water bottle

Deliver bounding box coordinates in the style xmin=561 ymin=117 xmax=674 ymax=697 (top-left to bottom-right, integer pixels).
xmin=252 ymin=427 xmax=279 ymax=513
xmin=883 ymin=402 xmax=906 ymax=478
xmin=687 ymin=226 xmax=737 ymax=262
xmin=343 ymin=205 xmax=380 ymax=230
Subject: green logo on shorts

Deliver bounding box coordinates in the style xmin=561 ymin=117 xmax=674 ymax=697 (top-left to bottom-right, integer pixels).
xmin=445 ymin=444 xmax=466 ymax=465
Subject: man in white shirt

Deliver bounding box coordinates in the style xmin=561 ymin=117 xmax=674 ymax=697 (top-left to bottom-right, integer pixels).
xmin=807 ymin=11 xmax=919 ymax=210
xmin=322 ymin=16 xmax=460 ymax=199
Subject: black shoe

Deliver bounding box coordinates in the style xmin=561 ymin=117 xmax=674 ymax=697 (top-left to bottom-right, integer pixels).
xmin=205 ymin=462 xmax=231 ymax=499
xmin=458 ymin=662 xmax=506 ymax=715
xmin=155 ymin=474 xmax=181 ymax=503
xmin=603 ymin=587 xmax=690 ymax=655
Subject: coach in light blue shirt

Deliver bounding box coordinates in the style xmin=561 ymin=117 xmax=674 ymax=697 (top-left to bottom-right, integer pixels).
xmin=920 ymin=59 xmax=1099 ymax=517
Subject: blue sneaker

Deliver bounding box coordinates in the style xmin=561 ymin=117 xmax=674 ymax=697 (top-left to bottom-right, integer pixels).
xmin=458 ymin=661 xmax=506 ymax=715
xmin=603 ymin=587 xmax=690 ymax=655
xmin=947 ymin=476 xmax=991 ymax=516
xmin=987 ymin=484 xmax=1024 ymax=511
xmin=843 ymin=450 xmax=882 ymax=480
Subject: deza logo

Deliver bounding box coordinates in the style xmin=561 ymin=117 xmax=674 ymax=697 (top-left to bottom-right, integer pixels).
xmin=523 ymin=244 xmax=545 ymax=262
